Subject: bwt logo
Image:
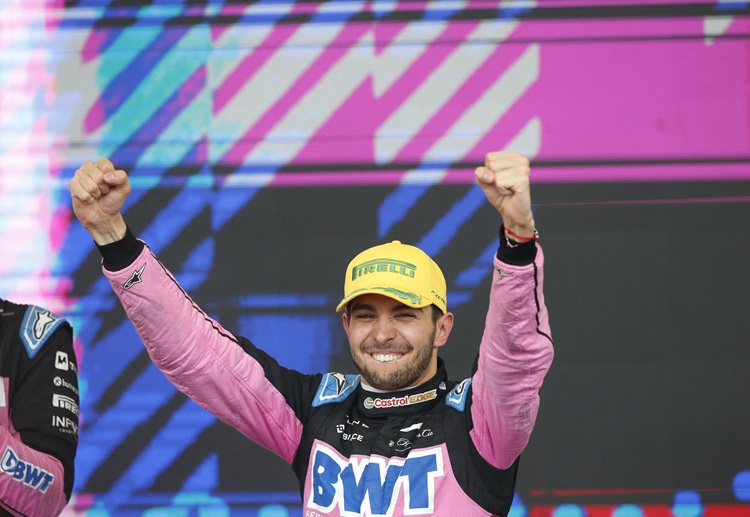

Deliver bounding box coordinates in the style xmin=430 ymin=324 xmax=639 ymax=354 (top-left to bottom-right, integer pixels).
xmin=307 ymin=443 xmax=443 ymax=515
xmin=1 ymin=446 xmax=55 ymax=493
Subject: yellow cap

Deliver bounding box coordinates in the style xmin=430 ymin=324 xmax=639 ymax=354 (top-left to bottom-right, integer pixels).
xmin=336 ymin=241 xmax=447 ymax=313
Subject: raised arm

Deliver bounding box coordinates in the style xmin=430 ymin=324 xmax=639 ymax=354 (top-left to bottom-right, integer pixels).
xmin=69 ymin=160 xmax=306 ymax=463
xmin=469 ymin=151 xmax=554 ymax=469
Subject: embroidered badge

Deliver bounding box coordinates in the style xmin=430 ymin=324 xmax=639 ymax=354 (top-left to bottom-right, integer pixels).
xmin=20 ymin=306 xmax=65 ymax=359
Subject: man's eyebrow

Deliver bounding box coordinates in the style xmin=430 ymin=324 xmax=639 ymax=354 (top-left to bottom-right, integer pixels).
xmin=350 ymin=303 xmax=422 ymax=313
xmin=391 ymin=304 xmax=421 ymax=313
xmin=350 ymin=303 xmax=375 ymax=313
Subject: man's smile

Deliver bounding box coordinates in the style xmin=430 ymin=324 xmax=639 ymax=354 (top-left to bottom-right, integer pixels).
xmin=370 ymin=352 xmax=404 ymax=363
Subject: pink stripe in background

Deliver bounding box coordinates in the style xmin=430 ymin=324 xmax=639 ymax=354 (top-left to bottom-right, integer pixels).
xmin=521 ymin=17 xmax=749 ymax=163
xmin=220 ymin=10 xmax=373 ymax=165
xmin=283 ymin=10 xmax=749 ymax=183
xmin=213 ymin=26 xmax=300 ymax=115
xmin=526 ymin=163 xmax=750 ymax=183
xmin=261 ymin=162 xmax=750 ymax=188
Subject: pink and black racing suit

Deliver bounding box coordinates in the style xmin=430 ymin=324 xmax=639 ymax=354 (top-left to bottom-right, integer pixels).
xmin=98 ymin=229 xmax=553 ymax=516
xmin=0 ymin=299 xmax=79 ymax=516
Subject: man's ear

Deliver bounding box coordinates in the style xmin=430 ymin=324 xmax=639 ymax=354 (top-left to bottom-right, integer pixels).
xmin=433 ymin=312 xmax=454 ymax=349
xmin=342 ymin=312 xmax=350 ymax=336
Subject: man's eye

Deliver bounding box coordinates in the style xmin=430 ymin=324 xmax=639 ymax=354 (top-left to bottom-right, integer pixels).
xmin=397 ymin=313 xmax=416 ymax=318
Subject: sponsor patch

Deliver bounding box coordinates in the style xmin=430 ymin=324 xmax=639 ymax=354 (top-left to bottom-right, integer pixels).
xmin=53 ymin=393 xmax=79 ymax=416
xmin=312 ymin=373 xmax=360 ymax=407
xmin=1 ymin=446 xmax=55 ymax=493
xmin=20 ymin=306 xmax=65 ymax=359
xmin=496 ymin=268 xmax=514 ymax=279
xmin=446 ymin=378 xmax=471 ymax=412
xmin=307 ymin=442 xmax=443 ymax=516
xmin=55 ymin=351 xmax=78 ymax=374
xmin=52 ymin=415 xmax=78 ymax=436
xmin=53 ymin=376 xmax=79 ymax=396
xmin=363 ymin=389 xmax=436 ymax=410
xmin=124 ymin=262 xmax=146 ymax=290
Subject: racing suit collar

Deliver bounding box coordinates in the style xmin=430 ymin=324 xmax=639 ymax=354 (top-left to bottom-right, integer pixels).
xmin=356 ymin=358 xmax=449 ymax=416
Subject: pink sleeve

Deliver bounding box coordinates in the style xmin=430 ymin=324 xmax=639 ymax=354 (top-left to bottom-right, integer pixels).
xmin=103 ymin=243 xmax=303 ymax=464
xmin=0 ymin=425 xmax=67 ymax=516
xmin=469 ymin=242 xmax=554 ymax=469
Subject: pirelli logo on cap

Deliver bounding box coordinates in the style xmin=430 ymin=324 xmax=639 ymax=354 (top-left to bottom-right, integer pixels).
xmin=337 ymin=240 xmax=447 ymax=314
xmin=352 ymin=259 xmax=416 ymax=281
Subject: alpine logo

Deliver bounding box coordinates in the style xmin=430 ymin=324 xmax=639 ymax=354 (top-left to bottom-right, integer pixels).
xmin=124 ymin=262 xmax=146 ymax=290
xmin=363 ymin=389 xmax=436 ymax=409
xmin=308 ymin=443 xmax=444 ymax=515
xmin=1 ymin=446 xmax=55 ymax=493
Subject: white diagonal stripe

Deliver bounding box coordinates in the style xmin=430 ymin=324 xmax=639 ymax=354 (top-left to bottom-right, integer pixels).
xmin=243 ymin=31 xmax=374 ymax=165
xmin=399 ymin=116 xmax=541 ymax=186
xmin=703 ymin=0 xmax=746 ymax=45
xmin=401 ymin=43 xmax=540 ymax=184
xmin=375 ymin=19 xmax=518 ymax=164
xmin=501 ymin=116 xmax=542 ymax=160
xmin=210 ymin=19 xmax=351 ymax=160
xmin=424 ymin=43 xmax=540 ymax=162
xmin=374 ymin=21 xmax=450 ymax=96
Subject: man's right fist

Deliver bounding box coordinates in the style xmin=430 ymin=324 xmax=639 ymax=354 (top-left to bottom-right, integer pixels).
xmin=69 ymin=158 xmax=130 ymax=245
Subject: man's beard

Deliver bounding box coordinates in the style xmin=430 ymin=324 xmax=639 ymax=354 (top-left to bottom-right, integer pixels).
xmin=354 ymin=328 xmax=436 ymax=391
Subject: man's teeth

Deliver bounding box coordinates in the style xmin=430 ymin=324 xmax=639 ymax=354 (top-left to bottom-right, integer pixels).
xmin=372 ymin=353 xmax=400 ymax=362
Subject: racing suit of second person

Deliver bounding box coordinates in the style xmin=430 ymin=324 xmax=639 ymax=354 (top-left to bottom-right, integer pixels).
xmin=0 ymin=299 xmax=79 ymax=516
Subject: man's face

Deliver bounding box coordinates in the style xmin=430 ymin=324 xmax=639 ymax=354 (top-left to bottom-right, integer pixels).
xmin=342 ymin=294 xmax=453 ymax=391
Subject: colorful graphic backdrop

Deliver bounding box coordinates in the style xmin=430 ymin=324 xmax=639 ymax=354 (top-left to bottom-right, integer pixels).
xmin=1 ymin=1 xmax=749 ymax=515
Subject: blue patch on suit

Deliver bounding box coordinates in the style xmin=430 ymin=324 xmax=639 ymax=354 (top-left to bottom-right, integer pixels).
xmin=446 ymin=378 xmax=472 ymax=412
xmin=20 ymin=306 xmax=65 ymax=359
xmin=312 ymin=373 xmax=360 ymax=407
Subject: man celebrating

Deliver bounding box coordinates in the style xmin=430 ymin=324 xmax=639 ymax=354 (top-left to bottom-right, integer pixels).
xmin=69 ymin=151 xmax=553 ymax=516
xmin=0 ymin=298 xmax=79 ymax=516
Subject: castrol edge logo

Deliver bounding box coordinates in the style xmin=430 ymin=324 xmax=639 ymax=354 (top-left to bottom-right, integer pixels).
xmin=363 ymin=389 xmax=437 ymax=409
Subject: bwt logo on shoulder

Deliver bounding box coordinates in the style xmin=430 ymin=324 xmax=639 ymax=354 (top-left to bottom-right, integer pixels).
xmin=1 ymin=446 xmax=55 ymax=493
xmin=308 ymin=443 xmax=443 ymax=516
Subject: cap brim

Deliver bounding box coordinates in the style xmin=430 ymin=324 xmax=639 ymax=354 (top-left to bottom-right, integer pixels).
xmin=335 ymin=286 xmax=439 ymax=313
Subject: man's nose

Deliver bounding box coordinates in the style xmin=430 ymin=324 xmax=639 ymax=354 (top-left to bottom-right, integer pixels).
xmin=371 ymin=318 xmax=397 ymax=344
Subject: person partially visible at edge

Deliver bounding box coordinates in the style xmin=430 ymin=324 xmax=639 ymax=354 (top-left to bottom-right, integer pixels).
xmin=69 ymin=150 xmax=553 ymax=516
xmin=0 ymin=298 xmax=79 ymax=516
